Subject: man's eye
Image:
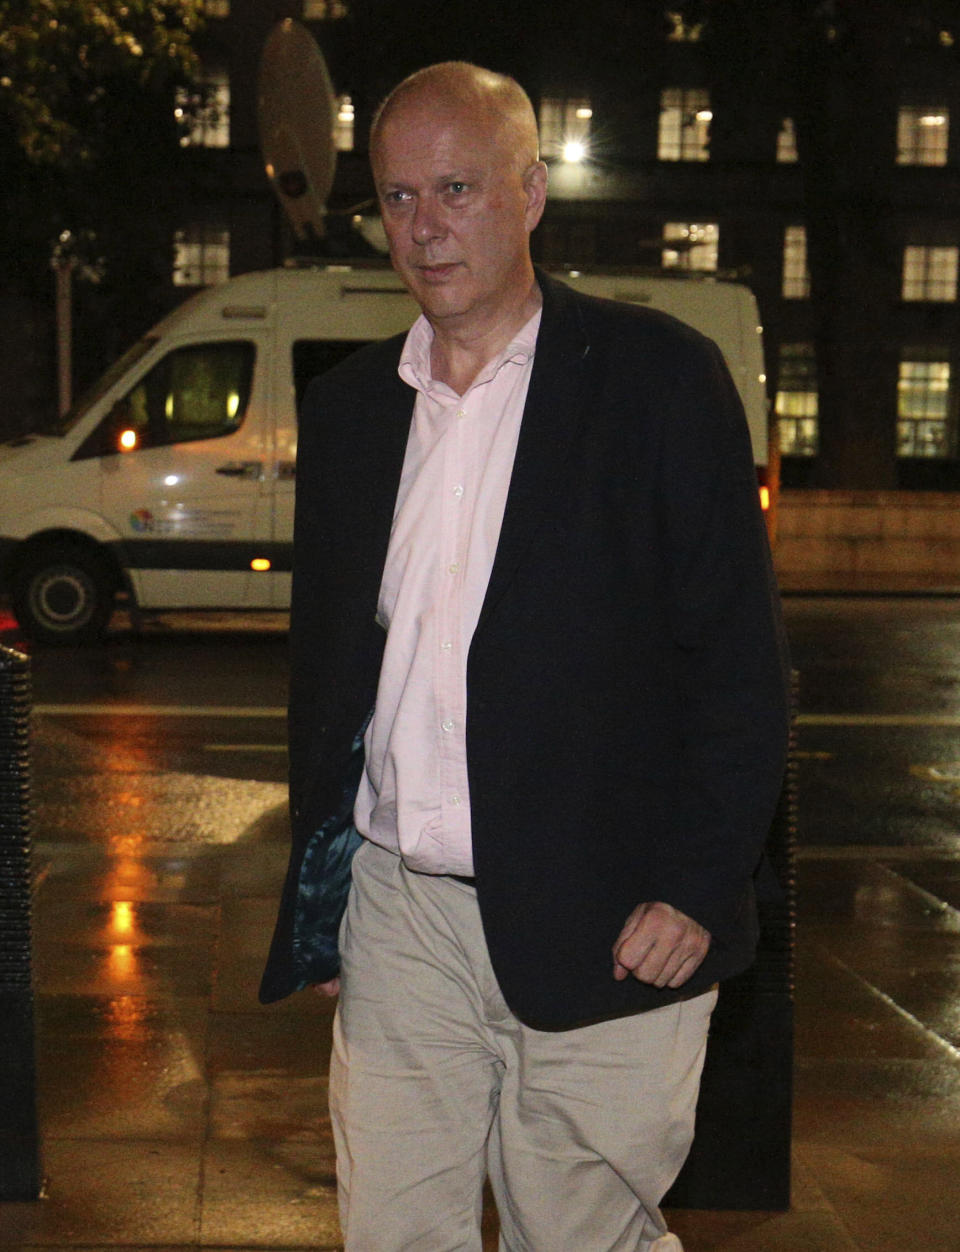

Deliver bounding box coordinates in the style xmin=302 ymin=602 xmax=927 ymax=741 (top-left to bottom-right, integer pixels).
xmin=447 ymin=182 xmax=468 ymax=195
xmin=384 ymin=190 xmax=411 ymax=204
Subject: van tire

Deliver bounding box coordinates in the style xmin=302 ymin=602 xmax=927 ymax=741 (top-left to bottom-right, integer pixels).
xmin=11 ymin=543 xmax=116 ymax=644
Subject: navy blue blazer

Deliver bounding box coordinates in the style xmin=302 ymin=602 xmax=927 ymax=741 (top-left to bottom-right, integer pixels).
xmin=260 ymin=270 xmax=791 ymax=1029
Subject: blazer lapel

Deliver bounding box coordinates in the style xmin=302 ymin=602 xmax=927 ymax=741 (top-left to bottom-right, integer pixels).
xmin=475 ymin=272 xmax=592 ymax=635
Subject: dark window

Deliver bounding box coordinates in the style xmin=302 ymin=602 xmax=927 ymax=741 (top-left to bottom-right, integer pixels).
xmin=292 ymin=340 xmax=372 ymax=414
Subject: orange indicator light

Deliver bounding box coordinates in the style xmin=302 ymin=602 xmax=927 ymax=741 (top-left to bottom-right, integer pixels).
xmin=251 ymin=557 xmax=271 ymax=571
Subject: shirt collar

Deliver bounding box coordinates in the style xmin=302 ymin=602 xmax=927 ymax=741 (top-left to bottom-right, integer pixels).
xmin=398 ymin=308 xmax=542 ymax=396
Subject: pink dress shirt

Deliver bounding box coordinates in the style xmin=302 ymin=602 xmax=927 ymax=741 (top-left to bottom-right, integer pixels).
xmin=353 ymin=308 xmax=542 ymax=875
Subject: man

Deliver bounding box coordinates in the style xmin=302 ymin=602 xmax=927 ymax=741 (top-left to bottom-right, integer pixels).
xmin=261 ymin=61 xmax=790 ymax=1252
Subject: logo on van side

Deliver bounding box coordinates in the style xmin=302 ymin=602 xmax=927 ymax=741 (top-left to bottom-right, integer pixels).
xmin=130 ymin=509 xmax=154 ymax=533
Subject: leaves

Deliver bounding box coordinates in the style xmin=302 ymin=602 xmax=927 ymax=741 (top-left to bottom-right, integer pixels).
xmin=0 ymin=0 xmax=202 ymax=165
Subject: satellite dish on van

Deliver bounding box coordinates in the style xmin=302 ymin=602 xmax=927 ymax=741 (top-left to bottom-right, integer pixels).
xmin=257 ymin=19 xmax=336 ymax=243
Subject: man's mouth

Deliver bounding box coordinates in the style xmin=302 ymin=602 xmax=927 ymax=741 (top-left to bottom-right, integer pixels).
xmin=416 ymin=261 xmax=461 ymax=281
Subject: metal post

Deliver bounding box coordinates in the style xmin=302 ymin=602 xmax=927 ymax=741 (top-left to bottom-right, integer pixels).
xmin=666 ymin=671 xmax=798 ymax=1211
xmin=0 ymin=644 xmax=41 ymax=1200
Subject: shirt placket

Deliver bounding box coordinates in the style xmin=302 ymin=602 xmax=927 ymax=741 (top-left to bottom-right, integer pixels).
xmin=435 ymin=395 xmax=471 ymax=855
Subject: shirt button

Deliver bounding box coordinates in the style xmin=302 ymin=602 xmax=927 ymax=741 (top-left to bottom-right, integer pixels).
xmin=441 ymin=719 xmax=455 ymax=732
xmin=449 ymin=793 xmax=463 ymax=806
xmin=453 ymin=484 xmax=464 ymax=499
xmin=456 ymin=408 xmax=466 ymax=419
xmin=448 ymin=561 xmax=460 ymax=574
xmin=440 ymin=640 xmax=453 ymax=651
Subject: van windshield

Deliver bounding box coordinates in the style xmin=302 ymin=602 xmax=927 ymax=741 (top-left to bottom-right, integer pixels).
xmin=48 ymin=337 xmax=159 ymax=435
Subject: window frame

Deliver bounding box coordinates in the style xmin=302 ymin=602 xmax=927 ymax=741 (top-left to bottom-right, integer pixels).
xmin=775 ymin=343 xmax=819 ymax=458
xmin=897 ymin=105 xmax=950 ymax=166
xmin=897 ymin=355 xmax=956 ymax=459
xmin=901 ymin=244 xmax=959 ymax=302
xmin=658 ymin=88 xmax=711 ymax=162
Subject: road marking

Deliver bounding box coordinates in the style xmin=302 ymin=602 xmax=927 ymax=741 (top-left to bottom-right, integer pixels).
xmin=33 ymin=707 xmax=960 ymax=730
xmin=203 ymin=743 xmax=286 ymax=753
xmin=799 ymin=713 xmax=960 ymax=726
xmin=34 ymin=703 xmax=286 ymax=717
xmin=910 ymin=764 xmax=960 ymax=783
xmin=878 ymin=860 xmax=960 ymax=921
xmin=798 ymin=846 xmax=960 ymax=860
xmin=814 ymin=944 xmax=960 ymax=1063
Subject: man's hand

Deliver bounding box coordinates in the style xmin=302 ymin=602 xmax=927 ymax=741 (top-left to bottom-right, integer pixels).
xmin=612 ymin=901 xmax=710 ymax=989
xmin=311 ymin=977 xmax=340 ymax=997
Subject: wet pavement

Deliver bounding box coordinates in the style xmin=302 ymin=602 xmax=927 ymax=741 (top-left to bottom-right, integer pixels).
xmin=1 ymin=602 xmax=960 ymax=1250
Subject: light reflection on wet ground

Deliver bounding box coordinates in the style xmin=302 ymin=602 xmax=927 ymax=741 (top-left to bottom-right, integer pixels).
xmin=1 ymin=601 xmax=960 ymax=1249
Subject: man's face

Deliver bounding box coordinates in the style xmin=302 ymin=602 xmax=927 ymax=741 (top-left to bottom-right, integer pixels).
xmin=372 ymin=98 xmax=545 ymax=329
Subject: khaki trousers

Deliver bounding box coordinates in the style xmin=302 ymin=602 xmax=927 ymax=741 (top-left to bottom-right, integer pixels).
xmin=330 ymin=840 xmax=715 ymax=1252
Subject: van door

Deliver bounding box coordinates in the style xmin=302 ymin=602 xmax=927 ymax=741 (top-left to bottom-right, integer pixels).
xmin=75 ymin=336 xmax=274 ymax=609
xmin=267 ymin=337 xmax=375 ymax=607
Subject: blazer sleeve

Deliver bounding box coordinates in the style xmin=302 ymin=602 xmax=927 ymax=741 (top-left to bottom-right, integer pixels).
xmin=653 ymin=332 xmax=791 ymax=946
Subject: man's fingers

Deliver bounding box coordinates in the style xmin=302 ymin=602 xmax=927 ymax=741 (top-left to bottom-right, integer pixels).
xmin=612 ymin=901 xmax=710 ymax=988
xmin=311 ymin=977 xmax=341 ymax=997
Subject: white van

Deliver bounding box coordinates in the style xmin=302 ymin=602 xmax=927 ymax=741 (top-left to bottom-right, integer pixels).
xmin=0 ymin=264 xmax=768 ymax=643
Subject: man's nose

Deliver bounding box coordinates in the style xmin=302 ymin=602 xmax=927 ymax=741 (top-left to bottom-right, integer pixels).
xmin=411 ymin=197 xmax=445 ymax=244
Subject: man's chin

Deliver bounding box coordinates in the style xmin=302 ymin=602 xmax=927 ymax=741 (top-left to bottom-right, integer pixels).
xmin=408 ymin=281 xmax=473 ymax=322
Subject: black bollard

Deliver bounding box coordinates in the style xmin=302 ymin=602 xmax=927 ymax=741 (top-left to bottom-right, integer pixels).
xmin=666 ymin=671 xmax=798 ymax=1211
xmin=0 ymin=644 xmax=41 ymax=1200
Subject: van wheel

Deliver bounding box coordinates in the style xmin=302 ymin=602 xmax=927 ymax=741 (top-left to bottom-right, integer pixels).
xmin=11 ymin=544 xmax=116 ymax=644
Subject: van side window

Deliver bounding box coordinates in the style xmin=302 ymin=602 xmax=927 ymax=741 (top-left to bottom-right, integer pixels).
xmin=74 ymin=340 xmax=255 ymax=459
xmin=292 ymin=340 xmax=371 ymax=415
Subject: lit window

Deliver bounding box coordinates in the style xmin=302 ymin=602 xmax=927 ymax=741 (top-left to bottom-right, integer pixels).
xmin=334 ymin=94 xmax=354 ymax=151
xmin=173 ymin=227 xmax=230 ymax=287
xmin=204 ymin=0 xmax=229 ymax=15
xmin=777 ymin=118 xmax=798 ymax=163
xmin=303 ymin=0 xmax=348 ymax=18
xmin=898 ymin=358 xmax=954 ymax=457
xmin=662 ymin=222 xmax=718 ymax=272
xmin=76 ymin=341 xmax=256 ymax=460
xmin=897 ymin=106 xmax=949 ymax=165
xmin=658 ymin=88 xmax=711 ymax=161
xmin=665 ymin=10 xmax=702 ymax=41
xmin=902 ymin=245 xmax=958 ymax=301
xmin=775 ymin=344 xmax=818 ymax=457
xmin=782 ymin=225 xmax=810 ymax=299
xmin=539 ymin=97 xmax=592 ymax=161
xmin=175 ymin=70 xmax=230 ymax=148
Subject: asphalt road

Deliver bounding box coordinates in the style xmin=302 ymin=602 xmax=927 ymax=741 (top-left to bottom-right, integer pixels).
xmin=3 ymin=596 xmax=960 ymax=849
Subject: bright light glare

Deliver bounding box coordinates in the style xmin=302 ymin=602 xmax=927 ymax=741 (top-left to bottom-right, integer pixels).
xmin=759 ymin=486 xmax=770 ymax=511
xmin=562 ymin=140 xmax=586 ymax=163
xmin=119 ymin=428 xmax=138 ymax=451
xmin=921 ymin=114 xmax=947 ymax=126
xmin=251 ymin=557 xmax=271 ymax=572
xmin=164 ymin=474 xmax=179 ymax=487
xmin=111 ymin=901 xmax=134 ymax=936
xmin=227 ymin=391 xmax=240 ymax=419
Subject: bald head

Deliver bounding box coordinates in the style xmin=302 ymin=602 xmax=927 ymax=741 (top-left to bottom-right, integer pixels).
xmin=370 ymin=62 xmax=540 ymax=176
xmin=368 ymin=60 xmax=548 ymax=358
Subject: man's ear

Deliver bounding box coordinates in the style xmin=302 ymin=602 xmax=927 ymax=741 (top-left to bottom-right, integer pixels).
xmin=523 ymin=160 xmax=548 ymax=232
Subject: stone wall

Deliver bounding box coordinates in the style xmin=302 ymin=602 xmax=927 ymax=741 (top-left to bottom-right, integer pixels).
xmin=774 ymin=490 xmax=960 ymax=592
